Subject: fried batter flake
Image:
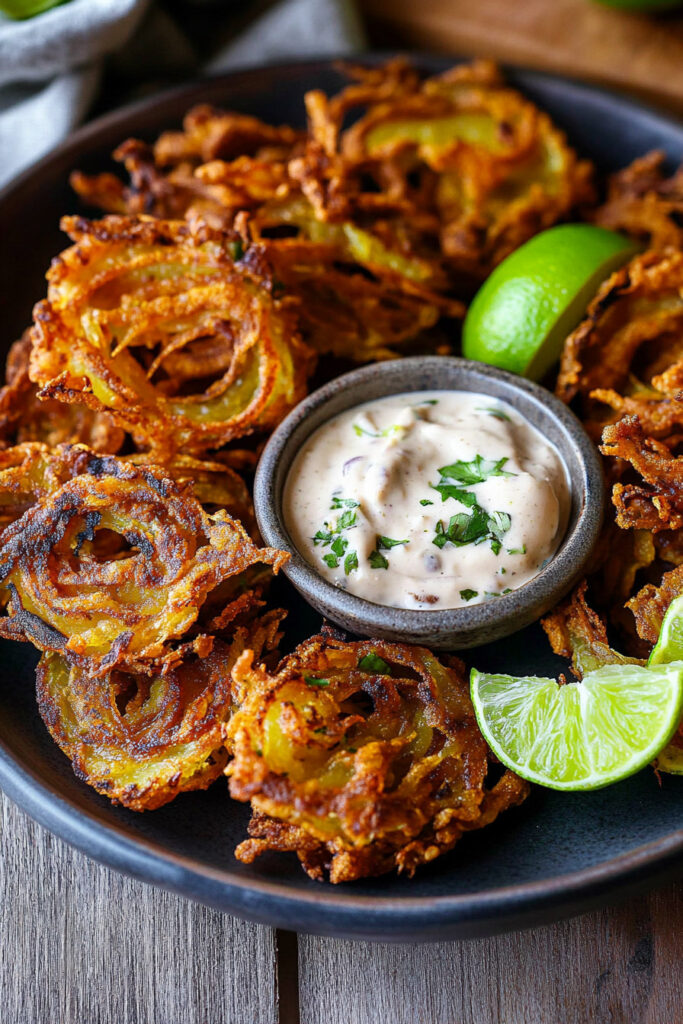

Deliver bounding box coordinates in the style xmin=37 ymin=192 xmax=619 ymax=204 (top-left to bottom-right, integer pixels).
xmin=0 ymin=455 xmax=288 ymax=675
xmin=36 ymin=610 xmax=284 ymax=811
xmin=226 ymin=633 xmax=528 ymax=883
xmin=601 ymin=416 xmax=683 ymax=533
xmin=29 ymin=215 xmax=314 ymax=458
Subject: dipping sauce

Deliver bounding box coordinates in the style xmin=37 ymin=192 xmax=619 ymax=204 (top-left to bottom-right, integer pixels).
xmin=284 ymin=391 xmax=570 ymax=610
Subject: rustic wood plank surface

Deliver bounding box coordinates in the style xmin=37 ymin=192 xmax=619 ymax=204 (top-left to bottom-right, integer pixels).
xmin=2 ymin=786 xmax=682 ymax=1024
xmin=0 ymin=793 xmax=278 ymax=1024
xmin=298 ymin=884 xmax=683 ymax=1024
xmin=363 ymin=0 xmax=683 ymax=114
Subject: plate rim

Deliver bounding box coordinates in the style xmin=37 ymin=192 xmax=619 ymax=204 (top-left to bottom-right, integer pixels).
xmin=0 ymin=54 xmax=682 ymax=942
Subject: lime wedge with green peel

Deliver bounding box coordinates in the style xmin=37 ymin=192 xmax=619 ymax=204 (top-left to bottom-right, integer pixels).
xmin=0 ymin=0 xmax=65 ymax=16
xmin=648 ymin=595 xmax=683 ymax=666
xmin=470 ymin=663 xmax=683 ymax=790
xmin=647 ymin=595 xmax=683 ymax=773
xmin=462 ymin=224 xmax=639 ymax=381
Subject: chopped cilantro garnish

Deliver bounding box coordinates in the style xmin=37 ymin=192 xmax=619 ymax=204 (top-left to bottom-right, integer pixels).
xmin=330 ymin=536 xmax=348 ymax=558
xmin=313 ymin=528 xmax=333 ymax=546
xmin=323 ymin=552 xmax=339 ymax=568
xmin=490 ymin=538 xmax=502 ymax=556
xmin=460 ymin=589 xmax=478 ymax=602
xmin=431 ymin=482 xmax=479 ymax=506
xmin=488 ymin=510 xmax=512 ymax=540
xmin=305 ymin=675 xmax=330 ymax=688
xmin=344 ymin=550 xmax=359 ymax=575
xmin=337 ymin=509 xmax=357 ymax=530
xmin=432 ymin=506 xmax=511 ymax=553
xmin=437 ymin=454 xmax=515 ymax=485
xmin=353 ymin=423 xmax=403 ymax=439
xmin=330 ymin=496 xmax=360 ymax=510
xmin=419 ymin=499 xmax=434 ymax=506
xmin=358 ymin=652 xmax=392 ymax=675
xmin=414 ymin=398 xmax=438 ymax=406
xmin=476 ymin=406 xmax=511 ymax=422
xmin=377 ymin=535 xmax=409 ymax=549
xmin=369 ymin=549 xmax=389 ymax=569
xmin=503 ymin=588 xmax=512 ymax=594
xmin=507 ymin=544 xmax=527 ymax=555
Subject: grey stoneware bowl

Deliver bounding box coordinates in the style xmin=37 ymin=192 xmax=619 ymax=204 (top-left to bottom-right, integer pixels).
xmin=254 ymin=356 xmax=605 ymax=649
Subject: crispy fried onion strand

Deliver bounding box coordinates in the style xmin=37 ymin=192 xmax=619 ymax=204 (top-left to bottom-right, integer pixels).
xmin=0 ymin=331 xmax=124 ymax=452
xmin=225 ymin=632 xmax=528 ymax=883
xmin=592 ymin=150 xmax=683 ymax=252
xmin=36 ymin=610 xmax=284 ymax=811
xmin=0 ymin=455 xmax=288 ymax=675
xmin=29 ymin=215 xmax=314 ymax=457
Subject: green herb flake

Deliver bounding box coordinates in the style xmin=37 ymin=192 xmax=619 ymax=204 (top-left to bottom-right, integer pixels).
xmin=305 ymin=675 xmax=331 ymax=688
xmin=330 ymin=536 xmax=348 ymax=558
xmin=419 ymin=499 xmax=434 ymax=506
xmin=369 ymin=550 xmax=389 ymax=569
xmin=358 ymin=652 xmax=393 ymax=675
xmin=506 ymin=544 xmax=527 ymax=555
xmin=476 ymin=406 xmax=511 ymax=422
xmin=338 ymin=509 xmax=357 ymax=531
xmin=431 ymin=482 xmax=479 ymax=505
xmin=344 ymin=550 xmax=359 ymax=575
xmin=460 ymin=589 xmax=478 ymax=602
xmin=313 ymin=528 xmax=333 ymax=546
xmin=323 ymin=553 xmax=339 ymax=569
xmin=437 ymin=454 xmax=515 ymax=485
xmin=377 ymin=535 xmax=409 ymax=549
xmin=330 ymin=496 xmax=360 ymax=510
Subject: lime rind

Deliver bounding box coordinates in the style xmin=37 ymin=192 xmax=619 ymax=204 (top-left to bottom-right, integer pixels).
xmin=470 ymin=663 xmax=683 ymax=791
xmin=647 ymin=596 xmax=683 ymax=772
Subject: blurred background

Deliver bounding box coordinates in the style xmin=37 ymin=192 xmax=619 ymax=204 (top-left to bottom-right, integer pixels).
xmin=1 ymin=0 xmax=682 ymax=187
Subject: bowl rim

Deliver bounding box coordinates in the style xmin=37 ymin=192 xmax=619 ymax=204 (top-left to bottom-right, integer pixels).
xmin=254 ymin=355 xmax=604 ymax=642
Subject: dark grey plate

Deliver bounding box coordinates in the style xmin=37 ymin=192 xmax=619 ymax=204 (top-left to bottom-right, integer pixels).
xmin=0 ymin=56 xmax=681 ymax=943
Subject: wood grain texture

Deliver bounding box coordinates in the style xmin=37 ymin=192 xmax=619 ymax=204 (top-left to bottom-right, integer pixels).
xmin=0 ymin=792 xmax=278 ymax=1024
xmin=363 ymin=0 xmax=683 ymax=114
xmin=298 ymin=884 xmax=683 ymax=1024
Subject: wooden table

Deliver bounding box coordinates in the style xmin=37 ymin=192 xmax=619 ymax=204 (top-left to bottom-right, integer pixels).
xmin=1 ymin=790 xmax=681 ymax=1023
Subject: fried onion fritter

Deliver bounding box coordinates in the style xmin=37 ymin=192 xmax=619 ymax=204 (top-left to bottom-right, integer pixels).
xmin=29 ymin=215 xmax=314 ymax=458
xmin=0 ymin=455 xmax=287 ymax=675
xmin=0 ymin=331 xmax=124 ymax=453
xmin=226 ymin=632 xmax=528 ymax=883
xmin=36 ymin=610 xmax=283 ymax=811
xmin=301 ymin=59 xmax=594 ymax=283
xmin=593 ymin=151 xmax=683 ymax=252
xmin=556 ymin=250 xmax=683 ymax=438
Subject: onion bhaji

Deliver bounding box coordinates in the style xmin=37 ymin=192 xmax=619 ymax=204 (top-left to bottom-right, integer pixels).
xmin=0 ymin=455 xmax=287 ymax=675
xmin=226 ymin=632 xmax=528 ymax=883
xmin=29 ymin=215 xmax=314 ymax=458
xmin=36 ymin=610 xmax=283 ymax=811
xmin=0 ymin=330 xmax=123 ymax=452
xmin=593 ymin=150 xmax=683 ymax=252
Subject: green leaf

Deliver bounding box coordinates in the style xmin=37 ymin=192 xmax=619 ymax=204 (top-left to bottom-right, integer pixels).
xmin=490 ymin=538 xmax=502 ymax=556
xmin=507 ymin=545 xmax=527 ymax=555
xmin=438 ymin=454 xmax=515 ymax=485
xmin=413 ymin=398 xmax=438 ymax=406
xmin=331 ymin=535 xmax=348 ymax=558
xmin=305 ymin=675 xmax=330 ymax=688
xmin=369 ymin=550 xmax=389 ymax=569
xmin=431 ymin=482 xmax=479 ymax=505
xmin=377 ymin=535 xmax=409 ymax=549
xmin=476 ymin=406 xmax=511 ymax=421
xmin=323 ymin=553 xmax=339 ymax=568
xmin=358 ymin=652 xmax=392 ymax=675
xmin=344 ymin=550 xmax=359 ymax=574
xmin=330 ymin=496 xmax=360 ymax=510
xmin=313 ymin=528 xmax=333 ymax=546
xmin=488 ymin=510 xmax=512 ymax=540
xmin=460 ymin=589 xmax=478 ymax=601
xmin=338 ymin=510 xmax=357 ymax=531
xmin=419 ymin=499 xmax=434 ymax=506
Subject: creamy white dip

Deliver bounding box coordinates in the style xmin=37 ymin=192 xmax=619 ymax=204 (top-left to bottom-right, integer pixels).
xmin=284 ymin=390 xmax=570 ymax=610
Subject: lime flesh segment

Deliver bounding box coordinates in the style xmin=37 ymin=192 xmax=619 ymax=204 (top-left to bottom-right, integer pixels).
xmin=647 ymin=595 xmax=683 ymax=772
xmin=470 ymin=663 xmax=683 ymax=790
xmin=463 ymin=224 xmax=639 ymax=381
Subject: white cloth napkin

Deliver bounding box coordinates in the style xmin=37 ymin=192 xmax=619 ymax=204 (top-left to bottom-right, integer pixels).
xmin=0 ymin=0 xmax=364 ymax=190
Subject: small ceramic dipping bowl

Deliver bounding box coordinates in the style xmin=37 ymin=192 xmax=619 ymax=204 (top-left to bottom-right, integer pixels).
xmin=254 ymin=356 xmax=604 ymax=649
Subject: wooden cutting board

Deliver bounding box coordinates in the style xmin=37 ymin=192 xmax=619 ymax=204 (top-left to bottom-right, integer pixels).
xmin=363 ymin=0 xmax=683 ymax=116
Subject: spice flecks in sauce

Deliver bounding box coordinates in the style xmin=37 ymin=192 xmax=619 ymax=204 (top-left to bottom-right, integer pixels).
xmin=284 ymin=391 xmax=570 ymax=609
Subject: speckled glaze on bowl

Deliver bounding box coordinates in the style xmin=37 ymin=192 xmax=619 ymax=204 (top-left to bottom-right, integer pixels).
xmin=254 ymin=356 xmax=605 ymax=649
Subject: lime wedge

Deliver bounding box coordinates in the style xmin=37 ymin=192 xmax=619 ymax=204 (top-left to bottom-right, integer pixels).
xmin=647 ymin=595 xmax=683 ymax=772
xmin=470 ymin=663 xmax=683 ymax=790
xmin=648 ymin=595 xmax=683 ymax=666
xmin=462 ymin=224 xmax=638 ymax=381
